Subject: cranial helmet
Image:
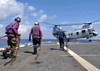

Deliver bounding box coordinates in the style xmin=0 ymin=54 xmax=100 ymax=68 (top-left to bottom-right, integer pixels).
xmin=15 ymin=17 xmax=21 ymax=23
xmin=59 ymin=27 xmax=62 ymax=30
xmin=34 ymin=21 xmax=39 ymax=25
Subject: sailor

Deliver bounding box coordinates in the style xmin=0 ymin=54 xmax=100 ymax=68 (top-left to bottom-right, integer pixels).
xmin=3 ymin=17 xmax=21 ymax=59
xmin=57 ymin=28 xmax=66 ymax=50
xmin=29 ymin=21 xmax=42 ymax=54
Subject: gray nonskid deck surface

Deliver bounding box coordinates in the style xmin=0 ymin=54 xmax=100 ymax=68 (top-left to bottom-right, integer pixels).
xmin=68 ymin=42 xmax=100 ymax=70
xmin=0 ymin=42 xmax=87 ymax=71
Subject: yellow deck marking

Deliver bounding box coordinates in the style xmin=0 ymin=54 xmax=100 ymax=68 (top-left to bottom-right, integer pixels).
xmin=57 ymin=42 xmax=100 ymax=71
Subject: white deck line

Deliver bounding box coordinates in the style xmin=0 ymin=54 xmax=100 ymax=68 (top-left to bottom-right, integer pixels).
xmin=57 ymin=42 xmax=100 ymax=71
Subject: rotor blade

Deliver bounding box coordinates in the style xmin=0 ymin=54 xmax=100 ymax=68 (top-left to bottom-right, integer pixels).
xmin=40 ymin=21 xmax=90 ymax=26
xmin=40 ymin=20 xmax=100 ymax=26
xmin=47 ymin=26 xmax=54 ymax=28
xmin=91 ymin=20 xmax=100 ymax=23
xmin=41 ymin=22 xmax=84 ymax=26
xmin=57 ymin=23 xmax=83 ymax=26
xmin=40 ymin=22 xmax=56 ymax=25
xmin=40 ymin=22 xmax=54 ymax=28
xmin=59 ymin=20 xmax=100 ymax=26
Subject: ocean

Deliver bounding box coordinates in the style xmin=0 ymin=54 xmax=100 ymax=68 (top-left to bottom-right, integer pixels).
xmin=0 ymin=39 xmax=57 ymax=47
xmin=0 ymin=39 xmax=100 ymax=48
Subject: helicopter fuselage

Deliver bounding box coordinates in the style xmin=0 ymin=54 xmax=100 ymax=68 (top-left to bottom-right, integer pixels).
xmin=64 ymin=28 xmax=97 ymax=39
xmin=53 ymin=25 xmax=98 ymax=40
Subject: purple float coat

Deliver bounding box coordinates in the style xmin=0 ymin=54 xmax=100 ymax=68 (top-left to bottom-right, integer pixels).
xmin=29 ymin=25 xmax=42 ymax=39
xmin=6 ymin=21 xmax=19 ymax=35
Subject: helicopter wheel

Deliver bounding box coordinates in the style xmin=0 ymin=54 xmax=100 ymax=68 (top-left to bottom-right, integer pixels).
xmin=89 ymin=40 xmax=91 ymax=42
xmin=67 ymin=39 xmax=70 ymax=42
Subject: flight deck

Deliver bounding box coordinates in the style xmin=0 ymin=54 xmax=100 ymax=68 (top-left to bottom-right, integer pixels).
xmin=0 ymin=41 xmax=100 ymax=71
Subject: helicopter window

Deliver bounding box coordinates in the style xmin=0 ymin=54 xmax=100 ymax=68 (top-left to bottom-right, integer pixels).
xmin=71 ymin=33 xmax=73 ymax=35
xmin=76 ymin=32 xmax=79 ymax=35
xmin=82 ymin=30 xmax=85 ymax=33
xmin=88 ymin=29 xmax=91 ymax=32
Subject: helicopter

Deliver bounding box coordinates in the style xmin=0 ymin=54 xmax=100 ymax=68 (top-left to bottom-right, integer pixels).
xmin=41 ymin=20 xmax=100 ymax=42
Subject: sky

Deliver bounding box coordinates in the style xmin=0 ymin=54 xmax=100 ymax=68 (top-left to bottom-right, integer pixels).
xmin=0 ymin=0 xmax=100 ymax=39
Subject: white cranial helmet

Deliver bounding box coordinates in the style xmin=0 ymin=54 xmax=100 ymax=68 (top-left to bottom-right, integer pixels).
xmin=34 ymin=21 xmax=39 ymax=25
xmin=59 ymin=27 xmax=62 ymax=30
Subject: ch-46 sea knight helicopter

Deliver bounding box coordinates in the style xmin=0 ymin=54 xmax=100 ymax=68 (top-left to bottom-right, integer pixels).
xmin=41 ymin=20 xmax=100 ymax=42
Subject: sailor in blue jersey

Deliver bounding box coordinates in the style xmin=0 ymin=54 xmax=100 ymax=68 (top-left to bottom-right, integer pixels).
xmin=57 ymin=31 xmax=66 ymax=50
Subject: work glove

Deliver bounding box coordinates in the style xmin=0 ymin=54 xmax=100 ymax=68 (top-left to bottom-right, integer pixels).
xmin=57 ymin=36 xmax=59 ymax=40
xmin=16 ymin=34 xmax=21 ymax=38
xmin=40 ymin=36 xmax=43 ymax=39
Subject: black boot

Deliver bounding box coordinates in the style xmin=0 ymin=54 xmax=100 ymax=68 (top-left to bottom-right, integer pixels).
xmin=2 ymin=50 xmax=8 ymax=59
xmin=33 ymin=47 xmax=37 ymax=55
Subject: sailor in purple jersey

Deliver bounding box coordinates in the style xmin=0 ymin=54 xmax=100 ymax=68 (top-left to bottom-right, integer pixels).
xmin=5 ymin=21 xmax=19 ymax=35
xmin=29 ymin=21 xmax=42 ymax=54
xmin=3 ymin=17 xmax=21 ymax=59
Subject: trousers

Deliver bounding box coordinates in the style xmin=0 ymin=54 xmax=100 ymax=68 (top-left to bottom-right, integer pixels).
xmin=32 ymin=36 xmax=40 ymax=54
xmin=3 ymin=34 xmax=16 ymax=59
xmin=59 ymin=38 xmax=64 ymax=49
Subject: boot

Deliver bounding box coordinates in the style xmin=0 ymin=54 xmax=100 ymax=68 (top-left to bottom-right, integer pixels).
xmin=33 ymin=46 xmax=37 ymax=55
xmin=2 ymin=49 xmax=8 ymax=59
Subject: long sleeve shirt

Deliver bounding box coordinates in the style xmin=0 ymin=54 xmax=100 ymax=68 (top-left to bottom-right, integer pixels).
xmin=5 ymin=21 xmax=19 ymax=35
xmin=29 ymin=25 xmax=42 ymax=39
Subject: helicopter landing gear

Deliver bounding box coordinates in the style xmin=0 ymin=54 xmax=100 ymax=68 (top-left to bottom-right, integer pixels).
xmin=89 ymin=38 xmax=92 ymax=42
xmin=89 ymin=40 xmax=91 ymax=42
xmin=67 ymin=39 xmax=70 ymax=42
xmin=87 ymin=37 xmax=92 ymax=42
